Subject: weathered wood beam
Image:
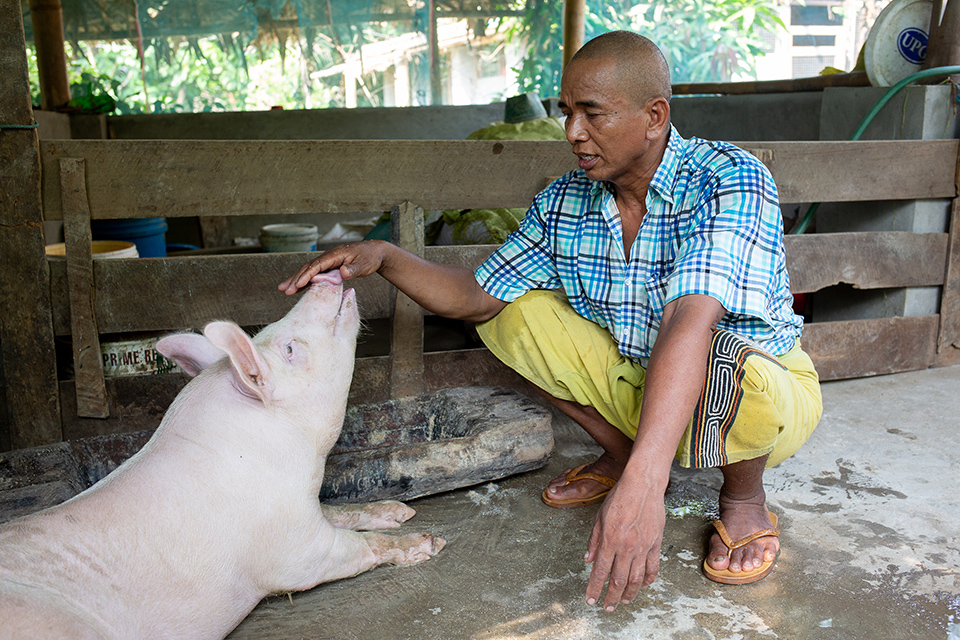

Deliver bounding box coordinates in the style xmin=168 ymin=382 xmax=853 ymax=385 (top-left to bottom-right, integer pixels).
xmin=60 ymin=158 xmax=109 ymax=418
xmin=389 ymin=202 xmax=425 ymax=398
xmin=802 ymin=315 xmax=939 ymax=380
xmin=785 ymin=232 xmax=949 ymax=294
xmin=38 ymin=140 xmax=957 ymax=222
xmin=0 ymin=0 xmax=62 ymax=449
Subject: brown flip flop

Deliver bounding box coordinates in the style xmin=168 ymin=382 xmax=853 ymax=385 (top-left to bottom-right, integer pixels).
xmin=541 ymin=463 xmax=617 ymax=509
xmin=702 ymin=511 xmax=780 ymax=585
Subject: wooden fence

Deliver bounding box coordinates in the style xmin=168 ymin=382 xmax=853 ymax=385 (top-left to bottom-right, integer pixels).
xmin=2 ymin=137 xmax=960 ymax=449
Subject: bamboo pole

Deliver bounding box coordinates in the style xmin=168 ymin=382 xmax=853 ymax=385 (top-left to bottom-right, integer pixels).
xmin=562 ymin=0 xmax=586 ymax=69
xmin=28 ymin=0 xmax=71 ymax=110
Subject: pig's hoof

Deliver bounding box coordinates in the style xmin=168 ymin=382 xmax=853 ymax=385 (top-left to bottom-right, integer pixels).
xmin=393 ymin=533 xmax=446 ymax=565
xmin=366 ymin=501 xmax=416 ymax=529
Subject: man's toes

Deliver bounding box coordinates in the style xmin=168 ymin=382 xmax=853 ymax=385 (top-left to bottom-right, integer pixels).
xmin=706 ymin=536 xmax=731 ymax=571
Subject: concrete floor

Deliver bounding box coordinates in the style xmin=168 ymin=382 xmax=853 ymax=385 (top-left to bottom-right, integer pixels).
xmin=230 ymin=365 xmax=960 ymax=640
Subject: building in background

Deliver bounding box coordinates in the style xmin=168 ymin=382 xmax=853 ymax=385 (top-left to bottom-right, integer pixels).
xmin=756 ymin=0 xmax=891 ymax=80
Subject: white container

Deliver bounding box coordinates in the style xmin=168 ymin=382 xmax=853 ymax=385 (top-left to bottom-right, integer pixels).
xmin=45 ymin=240 xmax=139 ymax=260
xmin=259 ymin=224 xmax=319 ymax=253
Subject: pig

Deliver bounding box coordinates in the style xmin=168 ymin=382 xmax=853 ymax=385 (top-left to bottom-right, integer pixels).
xmin=0 ymin=271 xmax=444 ymax=639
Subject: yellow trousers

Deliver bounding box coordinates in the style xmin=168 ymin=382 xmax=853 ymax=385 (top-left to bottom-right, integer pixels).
xmin=476 ymin=290 xmax=823 ymax=469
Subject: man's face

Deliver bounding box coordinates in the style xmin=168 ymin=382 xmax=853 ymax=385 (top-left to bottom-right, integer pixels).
xmin=558 ymin=57 xmax=659 ymax=187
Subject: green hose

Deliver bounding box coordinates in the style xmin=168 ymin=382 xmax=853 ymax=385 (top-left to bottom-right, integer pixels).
xmin=790 ymin=65 xmax=960 ymax=235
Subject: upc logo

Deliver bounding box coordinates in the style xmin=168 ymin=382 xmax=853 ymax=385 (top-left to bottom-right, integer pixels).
xmin=897 ymin=27 xmax=928 ymax=65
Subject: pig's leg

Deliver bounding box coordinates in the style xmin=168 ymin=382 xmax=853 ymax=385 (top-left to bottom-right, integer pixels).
xmin=321 ymin=502 xmax=415 ymax=531
xmin=287 ymin=528 xmax=445 ymax=590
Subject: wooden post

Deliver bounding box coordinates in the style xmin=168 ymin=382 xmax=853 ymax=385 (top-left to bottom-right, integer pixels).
xmin=937 ymin=143 xmax=960 ymax=354
xmin=389 ymin=202 xmax=425 ymax=398
xmin=924 ymin=0 xmax=960 ymax=81
xmin=0 ymin=0 xmax=63 ymax=448
xmin=428 ymin=0 xmax=442 ymax=105
xmin=562 ymin=0 xmax=586 ymax=69
xmin=28 ymin=0 xmax=71 ymax=110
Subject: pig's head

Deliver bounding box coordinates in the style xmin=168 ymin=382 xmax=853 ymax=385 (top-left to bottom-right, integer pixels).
xmin=156 ymin=271 xmax=360 ymax=441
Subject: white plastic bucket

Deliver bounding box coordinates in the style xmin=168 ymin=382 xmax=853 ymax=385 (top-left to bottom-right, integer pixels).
xmin=45 ymin=240 xmax=139 ymax=260
xmin=259 ymin=224 xmax=319 ymax=253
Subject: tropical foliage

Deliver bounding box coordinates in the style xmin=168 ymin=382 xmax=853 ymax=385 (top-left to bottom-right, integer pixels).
xmin=27 ymin=0 xmax=783 ymax=113
xmin=508 ymin=0 xmax=785 ymax=96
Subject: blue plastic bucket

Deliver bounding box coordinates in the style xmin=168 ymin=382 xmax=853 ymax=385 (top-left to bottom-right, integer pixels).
xmin=91 ymin=218 xmax=168 ymax=257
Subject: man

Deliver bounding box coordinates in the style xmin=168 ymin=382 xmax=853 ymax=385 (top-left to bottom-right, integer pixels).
xmin=280 ymin=31 xmax=822 ymax=612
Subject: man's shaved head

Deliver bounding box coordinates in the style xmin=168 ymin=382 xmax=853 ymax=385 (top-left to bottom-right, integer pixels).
xmin=568 ymin=31 xmax=672 ymax=105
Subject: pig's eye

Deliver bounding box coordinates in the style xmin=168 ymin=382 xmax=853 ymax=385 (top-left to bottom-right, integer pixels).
xmin=284 ymin=343 xmax=294 ymax=359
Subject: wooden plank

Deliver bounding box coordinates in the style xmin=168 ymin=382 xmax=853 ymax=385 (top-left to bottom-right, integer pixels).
xmin=937 ymin=146 xmax=960 ymax=354
xmin=737 ymin=140 xmax=958 ymax=203
xmin=802 ymin=315 xmax=938 ymax=381
xmin=39 ymin=139 xmax=578 ymax=220
xmin=60 ymin=159 xmax=109 ymax=418
xmin=49 ymin=253 xmax=395 ymax=335
xmin=673 ymin=71 xmax=871 ymax=95
xmin=49 ymin=247 xmax=498 ymax=337
xmin=60 ymin=348 xmax=528 ymax=440
xmin=785 ymin=232 xmax=949 ymax=294
xmin=0 ymin=0 xmax=62 ymax=449
xmin=37 ymin=140 xmax=957 ymax=222
xmin=389 ymin=202 xmax=425 ymax=398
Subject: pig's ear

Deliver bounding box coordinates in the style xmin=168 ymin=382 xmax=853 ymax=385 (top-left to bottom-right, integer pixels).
xmin=202 ymin=321 xmax=272 ymax=403
xmin=155 ymin=333 xmax=226 ymax=378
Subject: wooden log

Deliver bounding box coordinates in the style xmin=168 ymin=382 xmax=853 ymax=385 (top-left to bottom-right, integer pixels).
xmin=785 ymin=232 xmax=949 ymax=294
xmin=0 ymin=0 xmax=62 ymax=449
xmin=60 ymin=158 xmax=109 ymax=418
xmin=389 ymin=202 xmax=425 ymax=398
xmin=39 ymin=139 xmax=578 ymax=219
xmin=802 ymin=315 xmax=939 ymax=380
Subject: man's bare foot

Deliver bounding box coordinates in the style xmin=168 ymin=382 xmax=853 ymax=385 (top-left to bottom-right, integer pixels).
xmin=705 ymin=489 xmax=780 ymax=575
xmin=543 ymin=452 xmax=625 ymax=505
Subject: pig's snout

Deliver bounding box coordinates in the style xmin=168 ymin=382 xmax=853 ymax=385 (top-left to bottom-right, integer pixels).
xmin=310 ymin=270 xmax=344 ymax=286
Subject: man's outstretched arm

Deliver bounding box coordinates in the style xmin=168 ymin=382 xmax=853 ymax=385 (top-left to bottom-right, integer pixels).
xmin=279 ymin=240 xmax=507 ymax=323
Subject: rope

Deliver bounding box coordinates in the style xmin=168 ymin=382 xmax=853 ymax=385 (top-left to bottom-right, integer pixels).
xmin=0 ymin=120 xmax=40 ymax=130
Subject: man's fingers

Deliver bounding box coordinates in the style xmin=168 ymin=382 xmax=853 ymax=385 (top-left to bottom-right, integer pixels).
xmin=601 ymin=559 xmax=632 ymax=612
xmin=584 ymin=548 xmax=613 ymax=606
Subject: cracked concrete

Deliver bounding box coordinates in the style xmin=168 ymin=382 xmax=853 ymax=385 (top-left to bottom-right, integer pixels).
xmin=230 ymin=364 xmax=960 ymax=640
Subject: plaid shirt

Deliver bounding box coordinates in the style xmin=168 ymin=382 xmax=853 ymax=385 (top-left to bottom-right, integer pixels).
xmin=475 ymin=125 xmax=802 ymax=364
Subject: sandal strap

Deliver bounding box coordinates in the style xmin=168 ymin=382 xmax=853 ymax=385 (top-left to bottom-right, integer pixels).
xmin=711 ymin=513 xmax=780 ymax=550
xmin=563 ymin=463 xmax=617 ymax=489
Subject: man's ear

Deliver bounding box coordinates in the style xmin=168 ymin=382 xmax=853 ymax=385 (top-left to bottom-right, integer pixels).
xmin=645 ymin=97 xmax=671 ymax=140
xmin=202 ymin=321 xmax=272 ymax=403
xmin=155 ymin=333 xmax=225 ymax=378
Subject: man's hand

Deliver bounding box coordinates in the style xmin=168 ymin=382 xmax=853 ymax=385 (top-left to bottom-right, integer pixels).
xmin=584 ymin=471 xmax=666 ymax=611
xmin=279 ymin=241 xmax=388 ymax=295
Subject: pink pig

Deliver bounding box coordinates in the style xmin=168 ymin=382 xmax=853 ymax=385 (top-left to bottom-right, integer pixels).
xmin=0 ymin=271 xmax=444 ymax=639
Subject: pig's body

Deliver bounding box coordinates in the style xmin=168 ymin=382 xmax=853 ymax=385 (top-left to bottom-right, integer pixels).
xmin=0 ymin=273 xmax=443 ymax=639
